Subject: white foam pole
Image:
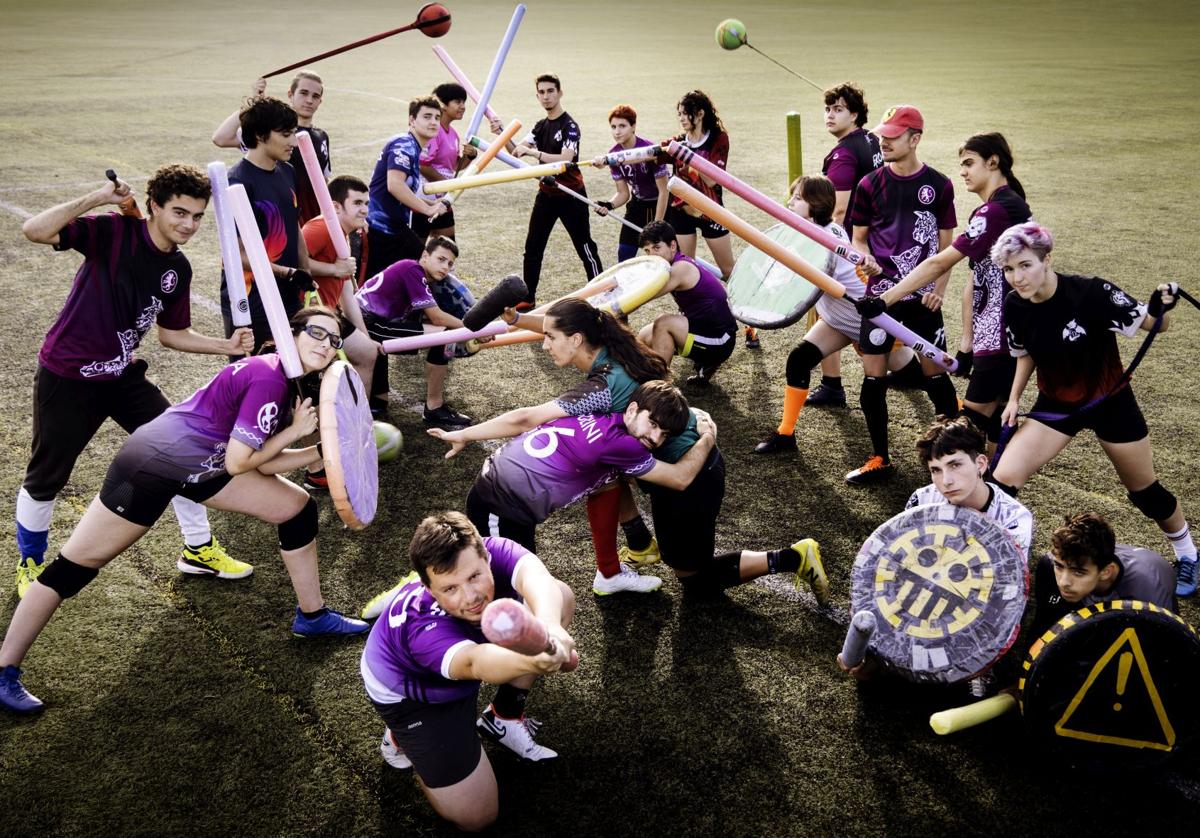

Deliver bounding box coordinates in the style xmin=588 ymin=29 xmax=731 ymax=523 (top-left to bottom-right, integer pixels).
xmin=207 ymin=162 xmax=252 ymax=328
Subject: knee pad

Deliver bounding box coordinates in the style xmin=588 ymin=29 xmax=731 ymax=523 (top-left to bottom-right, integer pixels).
xmin=38 ymin=555 xmax=100 ymax=599
xmin=992 ymin=479 xmax=1019 ymax=498
xmin=785 ymin=341 xmax=825 ymax=389
xmin=278 ymin=496 xmax=320 ymax=551
xmin=961 ymin=406 xmax=990 ymax=436
xmin=1128 ymin=481 xmax=1177 ymax=522
xmin=986 ymin=409 xmax=1004 ymax=444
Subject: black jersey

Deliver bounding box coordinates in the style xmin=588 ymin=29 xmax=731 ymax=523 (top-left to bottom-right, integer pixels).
xmin=1031 ymin=547 xmax=1176 ymax=636
xmin=528 ymin=112 xmax=584 ymax=194
xmin=822 ymin=128 xmax=882 ymax=236
xmin=290 ymin=126 xmax=331 ymax=225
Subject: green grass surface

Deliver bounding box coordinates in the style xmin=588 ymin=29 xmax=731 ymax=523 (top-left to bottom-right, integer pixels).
xmin=1 ymin=0 xmax=1198 ymax=834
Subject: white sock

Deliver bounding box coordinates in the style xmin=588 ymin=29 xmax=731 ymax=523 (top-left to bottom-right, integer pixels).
xmin=16 ymin=487 xmax=54 ymax=531
xmin=171 ymin=496 xmax=212 ymax=547
xmin=1165 ymin=523 xmax=1196 ymax=561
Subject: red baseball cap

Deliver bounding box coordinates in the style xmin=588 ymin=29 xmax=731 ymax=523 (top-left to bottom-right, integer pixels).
xmin=874 ymin=105 xmax=924 ymax=138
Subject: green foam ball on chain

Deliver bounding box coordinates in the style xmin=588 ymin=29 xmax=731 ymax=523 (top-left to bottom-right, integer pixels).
xmin=715 ymin=18 xmax=747 ymax=51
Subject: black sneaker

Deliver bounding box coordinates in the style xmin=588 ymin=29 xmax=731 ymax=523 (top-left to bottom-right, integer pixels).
xmin=806 ymin=382 xmax=846 ymax=408
xmin=753 ymin=432 xmax=797 ymax=455
xmin=369 ymin=396 xmax=389 ymax=419
xmin=423 ymin=404 xmax=472 ymax=427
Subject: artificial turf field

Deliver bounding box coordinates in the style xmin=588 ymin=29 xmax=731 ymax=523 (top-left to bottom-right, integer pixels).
xmin=1 ymin=0 xmax=1199 ymax=833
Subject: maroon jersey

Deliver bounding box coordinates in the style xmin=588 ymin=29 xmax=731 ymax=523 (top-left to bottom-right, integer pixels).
xmin=821 ymin=128 xmax=882 ymax=236
xmin=669 ymin=130 xmax=729 ymax=209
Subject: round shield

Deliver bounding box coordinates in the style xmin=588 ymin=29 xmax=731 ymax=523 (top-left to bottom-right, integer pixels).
xmin=586 ymin=255 xmax=671 ymax=318
xmin=318 ymin=360 xmax=378 ymax=530
xmin=1020 ymin=600 xmax=1200 ymax=768
xmin=850 ymin=503 xmax=1028 ymax=683
xmin=727 ymin=222 xmax=833 ymax=329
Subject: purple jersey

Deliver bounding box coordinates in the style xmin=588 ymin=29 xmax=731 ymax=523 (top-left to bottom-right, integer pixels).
xmin=355 ymin=259 xmax=437 ymax=322
xmin=850 ymin=164 xmax=957 ymax=298
xmin=609 ymin=137 xmax=668 ymax=202
xmin=472 ymin=413 xmax=658 ymax=525
xmin=822 ymin=128 xmax=882 ymax=237
xmin=422 ymin=122 xmax=461 ymax=180
xmin=367 ymin=132 xmax=424 ymax=235
xmin=951 ymin=187 xmax=1032 ymax=357
xmin=40 ymin=213 xmax=192 ymax=380
xmin=360 ymin=537 xmax=531 ymax=704
xmin=120 ymin=354 xmax=291 ymax=484
xmin=670 ymin=253 xmax=736 ymax=334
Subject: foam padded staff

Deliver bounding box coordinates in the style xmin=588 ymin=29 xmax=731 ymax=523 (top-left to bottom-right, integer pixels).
xmin=462 ymin=274 xmax=528 ymax=331
xmin=839 ymin=610 xmax=877 ymax=669
xmin=481 ymin=598 xmax=579 ymax=672
xmin=206 ymin=162 xmax=252 ymax=328
xmin=422 ymin=162 xmax=569 ymax=194
xmin=381 ymin=321 xmax=507 ymax=354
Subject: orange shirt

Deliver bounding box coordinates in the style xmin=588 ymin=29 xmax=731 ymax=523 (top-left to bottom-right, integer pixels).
xmin=301 ymin=217 xmax=368 ymax=309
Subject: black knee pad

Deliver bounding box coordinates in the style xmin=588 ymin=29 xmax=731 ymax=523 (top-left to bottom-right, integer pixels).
xmin=961 ymin=406 xmax=990 ymax=435
xmin=38 ymin=555 xmax=99 ymax=599
xmin=1128 ymin=481 xmax=1177 ymax=522
xmin=785 ymin=341 xmax=825 ymax=389
xmin=986 ymin=409 xmax=1004 ymax=444
xmin=278 ymin=496 xmax=320 ymax=551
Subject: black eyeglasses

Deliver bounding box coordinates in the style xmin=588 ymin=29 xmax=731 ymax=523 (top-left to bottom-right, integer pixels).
xmin=302 ymin=324 xmax=343 ymax=349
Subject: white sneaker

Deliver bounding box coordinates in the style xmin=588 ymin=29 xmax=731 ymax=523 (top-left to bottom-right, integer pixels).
xmin=592 ymin=562 xmax=663 ymax=596
xmin=380 ymin=728 xmax=413 ymax=769
xmin=476 ymin=706 xmax=558 ymax=761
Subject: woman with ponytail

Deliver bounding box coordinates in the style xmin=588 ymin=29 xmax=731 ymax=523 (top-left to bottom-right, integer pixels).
xmin=865 ymin=132 xmax=1032 ymax=452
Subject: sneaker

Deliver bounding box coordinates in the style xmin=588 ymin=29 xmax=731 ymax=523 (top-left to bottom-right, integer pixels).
xmin=303 ymin=469 xmax=329 ymax=490
xmin=15 ymin=556 xmax=45 ymax=599
xmin=380 ymin=728 xmax=413 ymax=769
xmin=753 ymin=432 xmax=797 ymax=455
xmin=291 ymin=606 xmax=370 ymax=638
xmin=177 ymin=538 xmax=253 ymax=580
xmin=686 ymin=367 xmax=714 ymax=387
xmin=744 ymin=326 xmax=761 ymax=349
xmin=806 ymin=382 xmax=846 ymax=408
xmin=791 ymin=538 xmax=828 ymax=606
xmin=361 ymin=571 xmax=420 ymax=620
xmin=1176 ymin=556 xmax=1198 ymax=598
xmin=592 ymin=562 xmax=663 ymax=596
xmin=0 ymin=665 xmax=43 ymax=714
xmin=423 ymin=403 xmax=472 ymax=428
xmin=619 ymin=538 xmax=660 ymax=569
xmin=845 ymin=455 xmax=895 ymax=486
xmin=369 ymin=396 xmax=389 ymax=419
xmin=477 ymin=705 xmax=558 ymax=761
xmin=514 ymin=300 xmax=536 ymax=313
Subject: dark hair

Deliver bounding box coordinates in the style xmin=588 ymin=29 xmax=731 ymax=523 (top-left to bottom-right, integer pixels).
xmin=638 ymin=219 xmax=678 ymax=248
xmin=424 ymin=235 xmax=459 ymax=258
xmin=146 ymin=164 xmax=211 ymax=216
xmin=239 ymin=96 xmax=298 ymax=148
xmin=629 ymin=381 xmax=690 ymax=435
xmin=1052 ymin=512 xmax=1118 ymax=572
xmin=794 ymin=175 xmax=836 ymax=227
xmin=288 ymin=71 xmax=323 ymax=96
xmin=328 ymin=175 xmax=368 ymax=204
xmin=608 ymin=104 xmax=637 ymax=125
xmin=409 ymin=511 xmax=486 ymax=585
xmin=960 ymin=132 xmax=1025 ymax=200
xmin=823 ymin=82 xmax=869 ymax=127
xmin=535 ymin=73 xmax=561 ymax=91
xmin=433 ymin=82 xmax=467 ymax=106
xmin=677 ymin=90 xmax=724 ymax=136
xmin=915 ymin=415 xmax=987 ymax=464
xmin=409 ymin=95 xmax=442 ymax=120
xmin=545 ymin=299 xmax=670 ymax=382
xmin=289 ymin=304 xmax=345 ymax=336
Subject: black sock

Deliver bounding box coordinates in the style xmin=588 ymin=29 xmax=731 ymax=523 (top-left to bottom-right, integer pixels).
xmin=923 ymin=373 xmax=960 ymax=418
xmin=767 ymin=547 xmax=801 ymax=574
xmin=860 ymin=376 xmax=890 ymax=458
xmin=301 ymin=606 xmax=329 ymax=619
xmin=621 ymin=516 xmax=653 ymax=552
xmin=492 ymin=684 xmax=529 ymax=719
xmin=186 ymin=538 xmax=213 ymax=550
xmin=821 ymin=375 xmax=843 ymax=390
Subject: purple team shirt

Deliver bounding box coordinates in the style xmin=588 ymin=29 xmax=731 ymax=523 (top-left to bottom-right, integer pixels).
xmin=421 ymin=123 xmax=461 ymax=180
xmin=40 ymin=213 xmax=192 ymax=380
xmin=608 ymin=137 xmax=668 ymax=202
xmin=355 ymin=259 xmax=437 ymax=322
xmin=472 ymin=413 xmax=658 ymax=525
xmin=360 ymin=536 xmax=532 ymax=704
xmin=670 ymin=253 xmax=736 ymax=332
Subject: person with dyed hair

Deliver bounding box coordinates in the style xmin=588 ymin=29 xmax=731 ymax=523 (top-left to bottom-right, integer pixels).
xmin=593 ymin=104 xmax=669 ymax=263
xmin=988 ymin=222 xmax=1196 ymax=597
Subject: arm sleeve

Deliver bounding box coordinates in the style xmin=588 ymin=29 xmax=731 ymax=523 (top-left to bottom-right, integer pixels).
xmin=952 ymin=203 xmax=1010 ymax=262
xmin=603 ymin=436 xmax=658 ymax=477
xmin=937 ymin=178 xmax=957 ymax=229
xmin=1095 ymin=281 xmax=1149 ymax=337
xmin=554 ymin=374 xmax=614 ymax=416
xmin=709 ymin=132 xmax=730 ymax=170
xmin=562 ymin=119 xmax=580 ymax=158
xmin=1004 ymin=297 xmax=1029 ymax=358
xmin=53 ymin=213 xmax=108 ymax=256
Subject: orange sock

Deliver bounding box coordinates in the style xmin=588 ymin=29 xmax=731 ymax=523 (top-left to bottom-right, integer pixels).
xmin=586 ymin=489 xmax=622 ymax=577
xmin=776 ymin=386 xmax=809 ymax=435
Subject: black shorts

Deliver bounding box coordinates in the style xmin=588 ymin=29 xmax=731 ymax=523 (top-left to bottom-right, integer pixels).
xmin=372 ymin=693 xmax=482 ymax=789
xmin=428 ymin=207 xmax=456 ymax=234
xmin=639 ymin=448 xmax=725 ymax=572
xmin=1028 ymin=384 xmax=1148 ymax=444
xmin=366 ymin=225 xmax=424 ymax=278
xmin=362 ymin=310 xmax=450 ymax=366
xmin=965 ymin=353 xmax=1017 ymax=404
xmin=666 ymin=204 xmax=728 ymax=240
xmin=99 ymin=450 xmax=232 ymax=527
xmin=859 ymin=297 xmax=947 ymax=356
xmin=619 ymin=199 xmax=658 ymax=249
xmin=680 ymin=326 xmax=736 ymax=370
xmin=466 ymin=485 xmax=538 ymax=552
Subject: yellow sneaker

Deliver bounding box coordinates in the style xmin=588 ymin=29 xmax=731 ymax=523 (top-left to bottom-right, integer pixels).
xmin=791 ymin=538 xmax=828 ymax=606
xmin=15 ymin=557 xmax=45 ymax=599
xmin=361 ymin=571 xmax=420 ymax=620
xmin=618 ymin=537 xmax=661 ymax=569
xmin=177 ymin=538 xmax=253 ymax=579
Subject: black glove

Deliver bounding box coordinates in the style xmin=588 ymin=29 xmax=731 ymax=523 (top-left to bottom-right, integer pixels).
xmin=597 ymin=200 xmax=614 ymax=211
xmin=853 ymin=295 xmax=887 ymax=319
xmin=290 ymin=269 xmax=315 ymax=293
xmin=538 ymin=176 xmax=557 ymax=187
xmin=1147 ymin=284 xmax=1179 ymax=318
xmin=953 ymin=350 xmax=973 ymax=378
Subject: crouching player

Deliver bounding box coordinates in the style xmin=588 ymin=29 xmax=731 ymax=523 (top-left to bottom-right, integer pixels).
xmin=360 ymin=512 xmax=575 ymax=832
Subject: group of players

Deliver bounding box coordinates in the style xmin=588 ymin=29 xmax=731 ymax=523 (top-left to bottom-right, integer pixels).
xmin=0 ymin=65 xmax=1193 ymax=832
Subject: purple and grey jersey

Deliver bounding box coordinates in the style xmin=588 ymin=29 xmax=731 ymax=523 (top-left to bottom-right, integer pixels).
xmin=355 ymin=259 xmax=437 ymax=322
xmin=850 ymin=164 xmax=956 ymax=298
xmin=360 ymin=536 xmax=532 ymax=704
xmin=472 ymin=413 xmax=658 ymax=525
xmin=119 ymin=354 xmax=291 ymax=484
xmin=609 ymin=137 xmax=668 ymax=202
xmin=952 ymin=186 xmax=1031 ymax=357
xmin=906 ymin=482 xmax=1033 ymax=560
xmin=670 ymin=253 xmax=736 ymax=334
xmin=40 ymin=213 xmax=192 ymax=381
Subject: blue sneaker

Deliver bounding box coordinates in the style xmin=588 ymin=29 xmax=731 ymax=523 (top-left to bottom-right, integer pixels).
xmin=1176 ymin=556 xmax=1198 ymax=598
xmin=0 ymin=665 xmax=43 ymax=713
xmin=291 ymin=606 xmax=369 ymax=638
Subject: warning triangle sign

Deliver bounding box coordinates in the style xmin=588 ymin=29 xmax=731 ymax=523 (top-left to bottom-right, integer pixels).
xmin=1055 ymin=628 xmax=1175 ymax=751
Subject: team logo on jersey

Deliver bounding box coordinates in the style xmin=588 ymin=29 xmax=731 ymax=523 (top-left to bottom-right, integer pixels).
xmin=229 ymin=360 xmax=249 ymax=376
xmin=257 ymin=401 xmax=279 ymax=435
xmin=1110 ymin=288 xmax=1134 ymax=308
xmin=553 ymin=130 xmax=562 ymax=143
xmin=1062 ymin=319 xmax=1087 ymax=342
xmin=160 ymin=270 xmax=179 ymax=293
xmin=965 ymin=215 xmax=988 ymax=239
xmin=917 ymin=185 xmax=936 ymax=205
